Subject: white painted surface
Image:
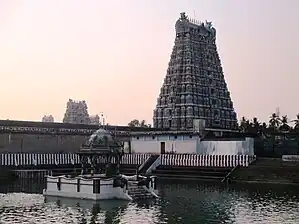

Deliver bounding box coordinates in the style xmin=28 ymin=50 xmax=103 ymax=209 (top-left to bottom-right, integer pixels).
xmin=282 ymin=155 xmax=299 ymax=162
xmin=160 ymin=154 xmax=257 ymax=167
xmin=43 ymin=176 xmax=132 ymax=201
xmin=44 ymin=196 xmax=129 ymax=211
xmin=131 ymin=135 xmax=254 ymax=155
xmin=131 ymin=136 xmax=199 ymax=154
xmin=123 ymin=142 xmax=130 ymax=153
xmin=0 ymin=153 xmax=149 ymax=166
xmin=170 ymin=140 xmax=198 ymax=154
xmin=131 ymin=140 xmax=160 ymax=154
xmin=199 ymin=138 xmax=254 ymax=155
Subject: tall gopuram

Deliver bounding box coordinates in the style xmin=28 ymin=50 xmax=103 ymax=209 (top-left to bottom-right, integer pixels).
xmin=153 ymin=12 xmax=238 ymax=130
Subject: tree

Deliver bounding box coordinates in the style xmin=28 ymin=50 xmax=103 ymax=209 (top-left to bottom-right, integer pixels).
xmin=128 ymin=119 xmax=151 ymax=128
xmin=292 ymin=113 xmax=299 ymax=131
xmin=268 ymin=113 xmax=281 ymax=131
xmin=239 ymin=117 xmax=250 ymax=132
xmin=261 ymin=122 xmax=268 ymax=132
xmin=291 ymin=114 xmax=299 ymax=154
xmin=139 ymin=119 xmax=151 ymax=128
xmin=128 ymin=119 xmax=140 ymax=127
xmin=140 ymin=120 xmax=146 ymax=127
xmin=279 ymin=115 xmax=291 ymax=133
xmin=239 ymin=117 xmax=260 ymax=133
xmin=251 ymin=117 xmax=260 ymax=134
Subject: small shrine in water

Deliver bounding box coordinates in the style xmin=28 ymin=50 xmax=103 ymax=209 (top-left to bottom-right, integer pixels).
xmin=43 ymin=128 xmax=158 ymax=201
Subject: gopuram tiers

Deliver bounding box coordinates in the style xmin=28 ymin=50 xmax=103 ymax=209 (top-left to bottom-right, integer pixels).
xmin=153 ymin=12 xmax=238 ymax=130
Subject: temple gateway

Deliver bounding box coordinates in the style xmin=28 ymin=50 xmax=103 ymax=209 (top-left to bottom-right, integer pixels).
xmin=153 ymin=12 xmax=238 ymax=131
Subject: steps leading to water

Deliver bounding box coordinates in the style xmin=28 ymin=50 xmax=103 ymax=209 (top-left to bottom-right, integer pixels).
xmin=119 ymin=164 xmax=138 ymax=175
xmin=138 ymin=155 xmax=160 ymax=175
xmin=127 ymin=181 xmax=156 ymax=200
xmin=152 ymin=165 xmax=232 ymax=181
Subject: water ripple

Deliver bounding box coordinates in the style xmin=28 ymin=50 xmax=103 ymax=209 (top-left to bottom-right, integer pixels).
xmin=0 ymin=181 xmax=298 ymax=224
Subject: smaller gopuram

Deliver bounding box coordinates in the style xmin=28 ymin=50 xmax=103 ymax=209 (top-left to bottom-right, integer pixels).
xmin=63 ymin=99 xmax=91 ymax=124
xmin=153 ymin=12 xmax=238 ymax=130
xmin=42 ymin=115 xmax=54 ymax=123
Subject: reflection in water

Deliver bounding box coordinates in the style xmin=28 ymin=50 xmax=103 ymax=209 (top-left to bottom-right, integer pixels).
xmin=158 ymin=182 xmax=299 ymax=224
xmin=228 ymin=184 xmax=299 ymax=223
xmin=0 ymin=179 xmax=298 ymax=223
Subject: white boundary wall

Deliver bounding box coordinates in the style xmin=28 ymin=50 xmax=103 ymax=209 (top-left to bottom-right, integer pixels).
xmin=131 ymin=135 xmax=254 ymax=155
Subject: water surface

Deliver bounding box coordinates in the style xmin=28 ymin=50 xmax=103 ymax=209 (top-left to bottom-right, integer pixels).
xmin=0 ymin=179 xmax=298 ymax=224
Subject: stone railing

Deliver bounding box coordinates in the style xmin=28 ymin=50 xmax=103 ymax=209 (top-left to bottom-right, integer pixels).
xmin=0 ymin=153 xmax=257 ymax=168
xmin=160 ymin=154 xmax=256 ymax=167
xmin=0 ymin=153 xmax=151 ymax=167
xmin=0 ymin=153 xmax=80 ymax=166
xmin=110 ymin=154 xmax=150 ymax=165
xmin=146 ymin=156 xmax=161 ymax=175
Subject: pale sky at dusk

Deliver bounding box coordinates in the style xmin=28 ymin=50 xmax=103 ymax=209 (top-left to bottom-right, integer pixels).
xmin=0 ymin=0 xmax=298 ymax=125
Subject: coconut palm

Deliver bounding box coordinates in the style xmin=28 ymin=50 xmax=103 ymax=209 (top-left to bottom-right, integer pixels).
xmin=279 ymin=115 xmax=291 ymax=133
xmin=292 ymin=113 xmax=299 ymax=130
xmin=268 ymin=113 xmax=281 ymax=131
xmin=251 ymin=117 xmax=260 ymax=133
xmin=239 ymin=117 xmax=250 ymax=132
xmin=261 ymin=122 xmax=267 ymax=131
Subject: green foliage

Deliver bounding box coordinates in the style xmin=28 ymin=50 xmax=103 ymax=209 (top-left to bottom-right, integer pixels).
xmin=128 ymin=119 xmax=151 ymax=128
xmin=238 ymin=112 xmax=299 ymax=134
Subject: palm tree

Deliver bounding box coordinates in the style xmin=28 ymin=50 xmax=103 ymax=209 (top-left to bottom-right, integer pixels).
xmin=259 ymin=122 xmax=268 ymax=138
xmin=239 ymin=117 xmax=250 ymax=132
xmin=292 ymin=113 xmax=299 ymax=131
xmin=251 ymin=117 xmax=260 ymax=133
xmin=279 ymin=115 xmax=291 ymax=134
xmin=261 ymin=122 xmax=267 ymax=131
xmin=268 ymin=113 xmax=281 ymax=131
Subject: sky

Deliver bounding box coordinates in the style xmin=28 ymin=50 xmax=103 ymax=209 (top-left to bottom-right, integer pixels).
xmin=0 ymin=0 xmax=299 ymax=125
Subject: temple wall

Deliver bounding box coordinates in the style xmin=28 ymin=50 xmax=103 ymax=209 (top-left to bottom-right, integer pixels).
xmin=198 ymin=138 xmax=254 ymax=155
xmin=0 ymin=133 xmax=254 ymax=155
xmin=0 ymin=133 xmax=88 ymax=153
xmin=131 ymin=140 xmax=160 ymax=154
xmin=131 ymin=135 xmax=254 ymax=155
xmin=131 ymin=135 xmax=200 ymax=154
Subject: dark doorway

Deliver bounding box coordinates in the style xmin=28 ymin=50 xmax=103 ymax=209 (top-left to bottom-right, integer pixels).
xmin=160 ymin=142 xmax=166 ymax=154
xmin=93 ymin=180 xmax=100 ymax=193
xmin=168 ymin=119 xmax=172 ymax=128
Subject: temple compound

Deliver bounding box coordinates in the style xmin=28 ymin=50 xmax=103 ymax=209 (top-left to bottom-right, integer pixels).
xmin=153 ymin=12 xmax=238 ymax=130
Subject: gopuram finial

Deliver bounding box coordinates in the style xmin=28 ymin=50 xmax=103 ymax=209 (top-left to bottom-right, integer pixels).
xmin=205 ymin=20 xmax=213 ymax=29
xmin=180 ymin=12 xmax=187 ymax=20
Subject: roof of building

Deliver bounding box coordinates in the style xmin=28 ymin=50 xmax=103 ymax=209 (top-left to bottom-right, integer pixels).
xmin=0 ymin=119 xmax=167 ymax=132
